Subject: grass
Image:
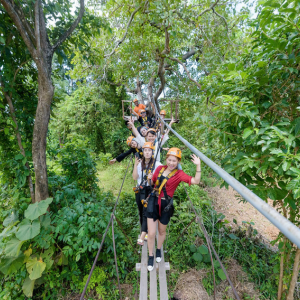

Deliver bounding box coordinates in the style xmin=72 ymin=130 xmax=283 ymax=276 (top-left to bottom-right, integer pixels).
xmin=96 ymin=159 xmax=136 ymax=196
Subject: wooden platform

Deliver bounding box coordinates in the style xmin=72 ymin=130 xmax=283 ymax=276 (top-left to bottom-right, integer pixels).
xmin=136 ymin=236 xmax=170 ymax=300
xmin=124 ymin=116 xmax=175 ymax=123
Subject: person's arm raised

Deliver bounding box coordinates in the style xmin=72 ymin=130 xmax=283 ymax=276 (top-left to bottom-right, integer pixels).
xmin=127 ymin=121 xmax=139 ymax=137
xmin=190 ymin=154 xmax=201 ymax=185
xmin=133 ymin=156 xmax=141 ymax=180
xmin=164 ymin=116 xmax=175 ymax=136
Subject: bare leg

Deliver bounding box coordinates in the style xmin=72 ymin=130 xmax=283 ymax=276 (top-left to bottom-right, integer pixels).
xmin=147 ymin=218 xmax=157 ymax=256
xmin=140 ymin=231 xmax=147 ymax=241
xmin=157 ymin=221 xmax=167 ymax=249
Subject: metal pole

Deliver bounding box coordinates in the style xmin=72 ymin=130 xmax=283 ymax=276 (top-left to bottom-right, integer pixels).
xmin=153 ymin=103 xmax=300 ymax=248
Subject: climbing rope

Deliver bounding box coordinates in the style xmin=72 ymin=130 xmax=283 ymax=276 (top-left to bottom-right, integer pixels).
xmin=80 ymin=155 xmax=133 ymax=300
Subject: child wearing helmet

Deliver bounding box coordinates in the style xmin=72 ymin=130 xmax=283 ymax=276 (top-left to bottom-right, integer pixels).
xmin=145 ymin=148 xmax=201 ymax=271
xmin=132 ymin=142 xmax=162 ymax=246
xmin=109 ymin=136 xmax=143 ymax=165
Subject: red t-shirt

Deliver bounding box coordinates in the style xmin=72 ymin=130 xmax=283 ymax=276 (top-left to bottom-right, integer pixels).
xmin=152 ymin=165 xmax=192 ymax=215
xmin=134 ymin=104 xmax=146 ymax=116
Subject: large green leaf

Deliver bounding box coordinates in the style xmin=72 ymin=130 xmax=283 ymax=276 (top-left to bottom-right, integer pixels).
xmin=40 ymin=214 xmax=51 ymax=229
xmin=24 ymin=198 xmax=53 ymax=221
xmin=218 ymin=268 xmax=227 ymax=280
xmin=0 ymin=253 xmax=24 ymax=275
xmin=41 ymin=248 xmax=54 ymax=271
xmin=242 ymin=128 xmax=253 ymax=139
xmin=192 ymin=252 xmax=203 ymax=262
xmin=3 ymin=211 xmax=19 ymax=227
xmin=22 ymin=276 xmax=35 ymax=297
xmin=16 ymin=219 xmax=40 ymax=241
xmin=26 ymin=257 xmax=46 ymax=280
xmin=4 ymin=237 xmax=25 ymax=257
xmin=198 ymin=245 xmax=209 ymax=255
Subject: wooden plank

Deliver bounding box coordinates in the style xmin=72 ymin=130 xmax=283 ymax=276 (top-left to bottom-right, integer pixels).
xmin=149 ymin=240 xmax=157 ymax=300
xmin=139 ymin=241 xmax=148 ymax=300
xmin=158 ymin=245 xmax=168 ymax=300
xmin=136 ymin=262 xmax=169 ymax=272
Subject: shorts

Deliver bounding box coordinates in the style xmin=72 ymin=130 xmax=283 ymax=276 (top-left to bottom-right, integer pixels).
xmin=146 ymin=196 xmax=172 ymax=225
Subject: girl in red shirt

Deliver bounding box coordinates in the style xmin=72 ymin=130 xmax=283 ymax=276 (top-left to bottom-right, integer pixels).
xmin=146 ymin=148 xmax=201 ymax=271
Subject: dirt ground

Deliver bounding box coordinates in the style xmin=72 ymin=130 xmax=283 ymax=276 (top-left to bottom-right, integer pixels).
xmin=205 ymin=186 xmax=279 ymax=242
xmin=173 ymin=259 xmax=261 ymax=300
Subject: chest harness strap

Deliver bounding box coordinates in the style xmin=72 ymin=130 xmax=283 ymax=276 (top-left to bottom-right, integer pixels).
xmin=150 ymin=167 xmax=178 ymax=214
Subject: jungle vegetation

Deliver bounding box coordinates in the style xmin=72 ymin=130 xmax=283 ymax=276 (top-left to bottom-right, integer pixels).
xmin=0 ymin=0 xmax=300 ymax=299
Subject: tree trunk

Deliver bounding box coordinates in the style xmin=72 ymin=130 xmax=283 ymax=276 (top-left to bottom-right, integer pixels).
xmin=287 ymin=248 xmax=300 ymax=300
xmin=278 ymin=237 xmax=286 ymax=300
xmin=136 ymin=77 xmax=144 ymax=104
xmin=32 ymin=75 xmax=54 ymax=202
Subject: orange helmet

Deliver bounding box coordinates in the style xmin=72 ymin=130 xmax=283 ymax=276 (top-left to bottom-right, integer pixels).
xmin=126 ymin=136 xmax=134 ymax=146
xmin=167 ymin=147 xmax=182 ymax=161
xmin=146 ymin=128 xmax=157 ymax=135
xmin=140 ymin=109 xmax=146 ymax=113
xmin=160 ymin=110 xmax=166 ymax=115
xmin=133 ymin=98 xmax=138 ymax=103
xmin=142 ymin=142 xmax=155 ymax=150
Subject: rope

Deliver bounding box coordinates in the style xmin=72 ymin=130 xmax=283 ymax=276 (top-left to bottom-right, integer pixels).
xmin=80 ymin=155 xmax=133 ymax=300
xmin=112 ymin=216 xmax=122 ymax=300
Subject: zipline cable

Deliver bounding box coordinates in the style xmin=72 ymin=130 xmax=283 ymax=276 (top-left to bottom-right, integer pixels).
xmin=152 ymin=101 xmax=300 ymax=249
xmin=80 ymin=155 xmax=133 ymax=300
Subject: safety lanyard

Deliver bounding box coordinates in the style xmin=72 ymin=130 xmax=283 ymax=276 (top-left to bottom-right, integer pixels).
xmin=141 ymin=160 xmax=155 ymax=185
xmin=155 ymin=167 xmax=178 ymax=196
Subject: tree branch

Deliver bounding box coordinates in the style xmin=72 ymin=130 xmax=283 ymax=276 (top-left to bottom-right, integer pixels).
xmin=196 ymin=0 xmax=220 ymax=18
xmin=136 ymin=77 xmax=144 ymax=104
xmin=182 ymin=49 xmax=197 ymax=60
xmin=168 ymin=56 xmax=202 ymax=90
xmin=212 ymin=8 xmax=236 ymax=46
xmin=34 ymin=0 xmax=41 ymax=55
xmin=154 ymin=27 xmax=170 ymax=102
xmin=0 ymin=0 xmax=37 ymax=57
xmin=52 ymin=0 xmax=85 ymax=51
xmin=200 ymin=27 xmax=224 ymax=61
xmin=104 ymin=6 xmax=141 ymax=58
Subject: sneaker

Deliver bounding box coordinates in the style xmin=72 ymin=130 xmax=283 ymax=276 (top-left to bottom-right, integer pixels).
xmin=156 ymin=249 xmax=162 ymax=263
xmin=147 ymin=256 xmax=154 ymax=271
xmin=144 ymin=234 xmax=148 ymax=241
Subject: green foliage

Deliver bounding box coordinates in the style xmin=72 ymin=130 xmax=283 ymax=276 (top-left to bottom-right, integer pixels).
xmin=56 ymin=138 xmax=99 ymax=191
xmin=79 ymin=267 xmax=107 ymax=298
